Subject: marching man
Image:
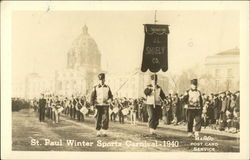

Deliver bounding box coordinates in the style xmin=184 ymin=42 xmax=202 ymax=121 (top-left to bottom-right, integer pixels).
xmin=91 ymin=73 xmax=113 ymax=137
xmin=184 ymin=79 xmax=203 ymax=138
xmin=38 ymin=93 xmax=46 ymax=122
xmin=144 ymin=74 xmax=166 ymax=135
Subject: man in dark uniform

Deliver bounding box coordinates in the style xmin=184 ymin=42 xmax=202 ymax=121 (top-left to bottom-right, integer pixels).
xmin=72 ymin=95 xmax=77 ymax=120
xmin=39 ymin=93 xmax=47 ymax=122
xmin=91 ymin=73 xmax=113 ymax=137
xmin=144 ymin=74 xmax=166 ymax=135
xmin=183 ymin=79 xmax=203 ymax=138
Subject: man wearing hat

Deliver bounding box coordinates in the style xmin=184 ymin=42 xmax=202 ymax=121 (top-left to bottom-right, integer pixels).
xmin=144 ymin=74 xmax=166 ymax=135
xmin=183 ymin=79 xmax=203 ymax=138
xmin=90 ymin=73 xmax=113 ymax=137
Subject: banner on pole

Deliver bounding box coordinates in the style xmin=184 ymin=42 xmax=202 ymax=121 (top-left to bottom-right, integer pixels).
xmin=141 ymin=24 xmax=169 ymax=73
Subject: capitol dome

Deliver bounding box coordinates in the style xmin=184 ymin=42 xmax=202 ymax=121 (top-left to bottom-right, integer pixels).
xmin=67 ymin=25 xmax=101 ymax=71
xmin=54 ymin=25 xmax=103 ymax=96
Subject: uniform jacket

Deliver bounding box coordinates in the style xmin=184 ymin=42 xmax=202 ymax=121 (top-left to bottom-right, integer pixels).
xmin=90 ymin=84 xmax=113 ymax=106
xmin=183 ymin=89 xmax=203 ymax=109
xmin=144 ymin=84 xmax=166 ymax=105
xmin=39 ymin=98 xmax=47 ymax=108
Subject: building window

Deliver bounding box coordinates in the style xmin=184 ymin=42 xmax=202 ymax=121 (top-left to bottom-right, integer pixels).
xmin=227 ymin=68 xmax=233 ymax=77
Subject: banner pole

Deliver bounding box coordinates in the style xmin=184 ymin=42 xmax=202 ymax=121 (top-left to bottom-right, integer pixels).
xmin=154 ymin=73 xmax=156 ymax=108
xmin=154 ymin=10 xmax=157 ymax=24
xmin=153 ymin=10 xmax=157 ymax=108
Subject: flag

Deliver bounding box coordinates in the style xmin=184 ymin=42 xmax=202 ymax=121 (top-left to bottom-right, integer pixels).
xmin=141 ymin=24 xmax=169 ymax=73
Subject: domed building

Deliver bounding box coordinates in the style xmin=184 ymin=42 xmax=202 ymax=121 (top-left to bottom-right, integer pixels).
xmin=55 ymin=25 xmax=102 ymax=96
xmin=67 ymin=25 xmax=101 ymax=71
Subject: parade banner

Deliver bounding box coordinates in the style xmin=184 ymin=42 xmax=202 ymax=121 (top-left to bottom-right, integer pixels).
xmin=141 ymin=24 xmax=169 ymax=73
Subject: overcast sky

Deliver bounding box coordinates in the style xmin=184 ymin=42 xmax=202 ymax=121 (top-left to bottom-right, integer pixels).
xmin=12 ymin=10 xmax=239 ymax=79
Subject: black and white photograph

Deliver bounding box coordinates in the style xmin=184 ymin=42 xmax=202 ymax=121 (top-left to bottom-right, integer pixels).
xmin=1 ymin=1 xmax=249 ymax=160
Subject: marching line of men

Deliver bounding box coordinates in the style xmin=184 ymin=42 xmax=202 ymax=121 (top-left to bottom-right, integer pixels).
xmin=33 ymin=94 xmax=89 ymax=124
xmin=89 ymin=73 xmax=204 ymax=138
xmin=33 ymin=72 xmax=240 ymax=138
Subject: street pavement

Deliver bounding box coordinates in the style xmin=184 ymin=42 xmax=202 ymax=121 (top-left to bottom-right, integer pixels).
xmin=12 ymin=109 xmax=240 ymax=152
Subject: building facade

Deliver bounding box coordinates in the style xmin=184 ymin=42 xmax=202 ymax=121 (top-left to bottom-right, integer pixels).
xmin=55 ymin=25 xmax=102 ymax=96
xmin=25 ymin=73 xmax=55 ymax=99
xmin=13 ymin=25 xmax=170 ymax=99
xmin=204 ymin=48 xmax=240 ymax=93
xmin=12 ymin=25 xmax=102 ymax=99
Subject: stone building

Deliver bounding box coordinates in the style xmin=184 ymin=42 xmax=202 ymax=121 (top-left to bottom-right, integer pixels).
xmin=13 ymin=25 xmax=170 ymax=99
xmin=204 ymin=47 xmax=240 ymax=93
xmin=25 ymin=73 xmax=55 ymax=99
xmin=55 ymin=25 xmax=102 ymax=96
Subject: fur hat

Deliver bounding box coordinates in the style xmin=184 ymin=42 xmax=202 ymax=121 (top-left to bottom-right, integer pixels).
xmin=98 ymin=73 xmax=105 ymax=80
xmin=191 ymin=79 xmax=198 ymax=86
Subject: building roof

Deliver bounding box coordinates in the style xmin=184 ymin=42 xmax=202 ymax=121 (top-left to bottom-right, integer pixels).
xmin=70 ymin=25 xmax=100 ymax=56
xmin=67 ymin=25 xmax=101 ymax=70
xmin=215 ymin=47 xmax=240 ymax=56
xmin=205 ymin=47 xmax=240 ymax=65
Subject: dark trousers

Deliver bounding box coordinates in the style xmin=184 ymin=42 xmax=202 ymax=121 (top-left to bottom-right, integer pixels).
xmin=183 ymin=108 xmax=187 ymax=122
xmin=64 ymin=107 xmax=69 ymax=115
xmin=46 ymin=107 xmax=49 ymax=118
xmin=73 ymin=107 xmax=76 ymax=119
xmin=162 ymin=107 xmax=171 ymax=125
xmin=118 ymin=111 xmax=124 ymax=124
xmin=142 ymin=105 xmax=149 ymax=122
xmin=46 ymin=107 xmax=52 ymax=118
xmin=39 ymin=107 xmax=45 ymax=122
xmin=66 ymin=107 xmax=70 ymax=115
xmin=213 ymin=108 xmax=219 ymax=121
xmin=77 ymin=111 xmax=84 ymax=121
xmin=187 ymin=109 xmax=202 ymax=132
xmin=147 ymin=105 xmax=161 ymax=129
xmin=95 ymin=105 xmax=109 ymax=130
xmin=233 ymin=118 xmax=240 ymax=129
xmin=220 ymin=112 xmax=227 ymax=121
xmin=110 ymin=113 xmax=116 ymax=121
xmin=70 ymin=107 xmax=73 ymax=118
